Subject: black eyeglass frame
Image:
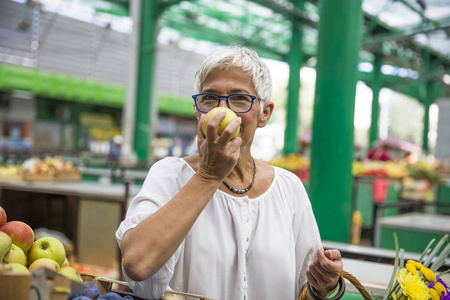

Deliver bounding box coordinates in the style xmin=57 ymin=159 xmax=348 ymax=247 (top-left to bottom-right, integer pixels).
xmin=192 ymin=93 xmax=261 ymax=114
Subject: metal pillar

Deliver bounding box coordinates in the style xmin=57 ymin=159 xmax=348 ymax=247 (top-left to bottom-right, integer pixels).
xmin=134 ymin=0 xmax=159 ymax=164
xmin=369 ymin=54 xmax=382 ymax=148
xmin=309 ymin=0 xmax=362 ymax=242
xmin=283 ymin=0 xmax=304 ymax=155
xmin=421 ymin=48 xmax=431 ymax=153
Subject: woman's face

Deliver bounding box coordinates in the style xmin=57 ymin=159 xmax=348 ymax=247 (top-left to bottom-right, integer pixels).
xmin=196 ymin=67 xmax=274 ymax=149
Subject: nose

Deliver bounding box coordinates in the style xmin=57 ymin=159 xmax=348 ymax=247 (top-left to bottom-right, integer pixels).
xmin=218 ymin=97 xmax=228 ymax=108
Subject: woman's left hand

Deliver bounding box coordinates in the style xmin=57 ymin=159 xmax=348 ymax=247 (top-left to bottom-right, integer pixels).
xmin=306 ymin=247 xmax=343 ymax=297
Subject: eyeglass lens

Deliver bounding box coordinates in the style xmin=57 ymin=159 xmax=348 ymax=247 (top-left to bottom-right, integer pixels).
xmin=197 ymin=95 xmax=252 ymax=112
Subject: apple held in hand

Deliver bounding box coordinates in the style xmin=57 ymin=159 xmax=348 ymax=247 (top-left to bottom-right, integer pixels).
xmin=0 ymin=221 xmax=34 ymax=254
xmin=202 ymin=107 xmax=240 ymax=139
xmin=0 ymin=231 xmax=12 ymax=262
xmin=0 ymin=206 xmax=6 ymax=227
xmin=28 ymin=236 xmax=66 ymax=266
xmin=5 ymin=243 xmax=27 ymax=266
xmin=28 ymin=257 xmax=61 ymax=273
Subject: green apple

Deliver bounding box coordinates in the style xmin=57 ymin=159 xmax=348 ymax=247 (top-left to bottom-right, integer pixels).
xmin=61 ymin=257 xmax=70 ymax=267
xmin=202 ymin=107 xmax=240 ymax=139
xmin=0 ymin=221 xmax=34 ymax=254
xmin=0 ymin=206 xmax=6 ymax=228
xmin=0 ymin=231 xmax=12 ymax=262
xmin=60 ymin=266 xmax=82 ymax=282
xmin=28 ymin=237 xmax=66 ymax=266
xmin=5 ymin=243 xmax=26 ymax=266
xmin=7 ymin=262 xmax=30 ymax=274
xmin=28 ymin=258 xmax=61 ymax=273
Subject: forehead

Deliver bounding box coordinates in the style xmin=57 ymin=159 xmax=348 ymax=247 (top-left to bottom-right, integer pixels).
xmin=201 ymin=67 xmax=255 ymax=93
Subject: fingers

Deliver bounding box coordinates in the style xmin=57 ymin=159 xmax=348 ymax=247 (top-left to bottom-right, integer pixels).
xmin=307 ymin=248 xmax=343 ymax=296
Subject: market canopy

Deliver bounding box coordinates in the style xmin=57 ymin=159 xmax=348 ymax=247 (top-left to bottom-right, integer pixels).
xmin=94 ymin=0 xmax=450 ymax=100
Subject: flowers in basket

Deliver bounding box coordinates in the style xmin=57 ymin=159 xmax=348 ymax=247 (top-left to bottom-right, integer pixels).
xmin=383 ymin=234 xmax=450 ymax=300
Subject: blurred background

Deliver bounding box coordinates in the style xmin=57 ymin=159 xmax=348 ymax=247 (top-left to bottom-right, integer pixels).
xmin=0 ymin=0 xmax=449 ymax=288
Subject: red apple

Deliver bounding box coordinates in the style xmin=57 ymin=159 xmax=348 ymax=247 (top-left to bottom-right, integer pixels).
xmin=28 ymin=258 xmax=61 ymax=273
xmin=0 ymin=206 xmax=6 ymax=228
xmin=0 ymin=221 xmax=34 ymax=254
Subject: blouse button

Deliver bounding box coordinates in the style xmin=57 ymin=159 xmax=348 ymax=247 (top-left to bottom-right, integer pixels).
xmin=246 ymin=218 xmax=250 ymax=223
xmin=246 ymin=237 xmax=249 ymax=242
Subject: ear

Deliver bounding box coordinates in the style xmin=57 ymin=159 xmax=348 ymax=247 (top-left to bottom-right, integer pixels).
xmin=257 ymin=101 xmax=274 ymax=128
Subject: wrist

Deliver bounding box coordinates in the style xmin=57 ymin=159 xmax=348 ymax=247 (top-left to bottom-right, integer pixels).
xmin=307 ymin=275 xmax=346 ymax=300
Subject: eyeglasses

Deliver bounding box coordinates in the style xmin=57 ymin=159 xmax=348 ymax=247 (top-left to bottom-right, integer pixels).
xmin=192 ymin=93 xmax=261 ymax=114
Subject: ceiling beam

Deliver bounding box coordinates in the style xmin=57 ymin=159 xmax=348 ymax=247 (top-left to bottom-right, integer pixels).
xmin=364 ymin=16 xmax=450 ymax=46
xmin=250 ymin=0 xmax=317 ymax=27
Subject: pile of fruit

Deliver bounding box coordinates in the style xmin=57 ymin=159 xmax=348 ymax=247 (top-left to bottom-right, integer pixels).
xmin=268 ymin=154 xmax=310 ymax=180
xmin=0 ymin=165 xmax=22 ymax=176
xmin=22 ymin=156 xmax=81 ymax=180
xmin=0 ymin=205 xmax=82 ymax=281
xmin=406 ymin=159 xmax=442 ymax=184
xmin=352 ymin=160 xmax=409 ymax=179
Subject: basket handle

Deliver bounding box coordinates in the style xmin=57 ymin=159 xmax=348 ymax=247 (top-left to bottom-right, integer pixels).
xmin=299 ymin=271 xmax=371 ymax=300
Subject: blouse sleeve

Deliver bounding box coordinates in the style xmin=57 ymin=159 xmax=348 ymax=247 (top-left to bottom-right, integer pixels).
xmin=115 ymin=157 xmax=190 ymax=299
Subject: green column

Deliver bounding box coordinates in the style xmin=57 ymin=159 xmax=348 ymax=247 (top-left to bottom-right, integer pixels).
xmin=283 ymin=0 xmax=304 ymax=155
xmin=369 ymin=54 xmax=382 ymax=148
xmin=309 ymin=0 xmax=362 ymax=242
xmin=134 ymin=0 xmax=159 ymax=163
xmin=421 ymin=49 xmax=431 ymax=153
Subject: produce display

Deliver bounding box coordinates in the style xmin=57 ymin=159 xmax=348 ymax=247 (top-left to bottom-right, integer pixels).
xmin=269 ymin=152 xmax=445 ymax=179
xmin=352 ymin=160 xmax=409 ymax=179
xmin=0 ymin=205 xmax=82 ymax=282
xmin=0 ymin=156 xmax=81 ymax=182
xmin=268 ymin=154 xmax=310 ymax=180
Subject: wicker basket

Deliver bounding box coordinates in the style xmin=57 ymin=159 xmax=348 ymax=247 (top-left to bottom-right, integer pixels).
xmin=299 ymin=271 xmax=372 ymax=300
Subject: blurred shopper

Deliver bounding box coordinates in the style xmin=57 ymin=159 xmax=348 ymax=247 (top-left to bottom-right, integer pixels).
xmin=116 ymin=47 xmax=344 ymax=300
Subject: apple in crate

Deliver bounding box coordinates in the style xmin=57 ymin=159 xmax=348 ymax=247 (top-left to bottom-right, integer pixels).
xmin=28 ymin=236 xmax=66 ymax=266
xmin=0 ymin=221 xmax=34 ymax=253
xmin=61 ymin=257 xmax=70 ymax=267
xmin=60 ymin=266 xmax=82 ymax=282
xmin=0 ymin=206 xmax=6 ymax=227
xmin=5 ymin=243 xmax=27 ymax=266
xmin=28 ymin=258 xmax=61 ymax=273
xmin=0 ymin=231 xmax=12 ymax=262
xmin=7 ymin=262 xmax=30 ymax=274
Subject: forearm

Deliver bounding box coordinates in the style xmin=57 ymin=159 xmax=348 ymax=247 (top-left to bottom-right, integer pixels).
xmin=120 ymin=173 xmax=221 ymax=281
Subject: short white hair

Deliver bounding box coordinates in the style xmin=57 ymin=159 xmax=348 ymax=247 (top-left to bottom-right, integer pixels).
xmin=194 ymin=46 xmax=273 ymax=105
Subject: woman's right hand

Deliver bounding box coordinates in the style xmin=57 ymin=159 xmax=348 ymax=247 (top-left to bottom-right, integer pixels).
xmin=196 ymin=111 xmax=242 ymax=182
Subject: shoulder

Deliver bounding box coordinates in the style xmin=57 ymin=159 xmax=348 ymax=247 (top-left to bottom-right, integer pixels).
xmin=145 ymin=156 xmax=195 ymax=183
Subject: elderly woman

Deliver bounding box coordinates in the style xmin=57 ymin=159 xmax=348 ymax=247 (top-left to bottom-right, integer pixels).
xmin=116 ymin=46 xmax=343 ymax=300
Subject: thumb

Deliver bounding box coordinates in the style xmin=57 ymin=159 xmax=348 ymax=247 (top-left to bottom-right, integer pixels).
xmin=324 ymin=249 xmax=341 ymax=261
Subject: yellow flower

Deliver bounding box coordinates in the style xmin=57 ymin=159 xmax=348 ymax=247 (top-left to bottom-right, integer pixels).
xmin=406 ymin=263 xmax=419 ymax=276
xmin=434 ymin=282 xmax=447 ymax=296
xmin=407 ymin=260 xmax=423 ymax=270
xmin=396 ymin=269 xmax=431 ymax=300
xmin=420 ymin=267 xmax=436 ymax=283
xmin=430 ymin=289 xmax=440 ymax=300
xmin=391 ymin=292 xmax=398 ymax=300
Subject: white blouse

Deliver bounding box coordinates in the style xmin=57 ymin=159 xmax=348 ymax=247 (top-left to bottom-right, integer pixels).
xmin=116 ymin=157 xmax=322 ymax=300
